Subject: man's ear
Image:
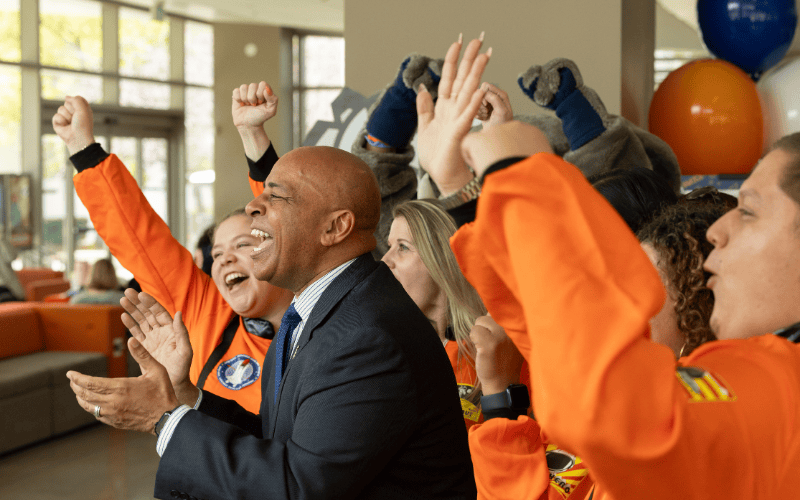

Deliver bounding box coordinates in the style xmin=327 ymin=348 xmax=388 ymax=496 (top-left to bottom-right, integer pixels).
xmin=320 ymin=210 xmax=355 ymax=246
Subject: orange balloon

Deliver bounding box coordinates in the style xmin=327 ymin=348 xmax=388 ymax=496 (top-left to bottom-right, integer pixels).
xmin=649 ymin=59 xmax=763 ymax=175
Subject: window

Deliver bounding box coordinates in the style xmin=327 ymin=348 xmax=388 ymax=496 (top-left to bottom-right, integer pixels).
xmin=1 ymin=0 xmax=215 ymax=278
xmin=291 ymin=33 xmax=344 ymax=147
xmin=0 ymin=64 xmax=21 ymax=174
xmin=41 ymin=69 xmax=103 ymax=102
xmin=0 ymin=0 xmax=21 ymax=62
xmin=654 ymin=49 xmax=709 ymax=89
xmin=119 ymin=6 xmax=171 ymax=109
xmin=39 ymin=0 xmax=102 ymax=71
xmin=183 ymin=20 xmax=214 ymax=247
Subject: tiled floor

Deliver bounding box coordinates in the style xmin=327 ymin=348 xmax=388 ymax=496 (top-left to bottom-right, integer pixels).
xmin=0 ymin=423 xmax=160 ymax=500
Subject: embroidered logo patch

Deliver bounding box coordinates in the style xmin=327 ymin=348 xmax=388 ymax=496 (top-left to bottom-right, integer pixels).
xmin=545 ymin=445 xmax=589 ymax=498
xmin=675 ymin=366 xmax=736 ymax=402
xmin=217 ymin=354 xmax=261 ymax=390
xmin=460 ymin=399 xmax=481 ymax=422
xmin=456 ymin=383 xmax=474 ymax=400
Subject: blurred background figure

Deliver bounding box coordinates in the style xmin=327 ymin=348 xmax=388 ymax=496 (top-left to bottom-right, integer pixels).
xmin=193 ymin=224 xmax=215 ymax=276
xmin=69 ymin=258 xmax=124 ymax=305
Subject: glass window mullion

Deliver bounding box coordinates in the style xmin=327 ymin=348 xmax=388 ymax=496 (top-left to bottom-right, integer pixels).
xmin=135 ymin=137 xmax=142 ymax=185
xmin=102 ymin=1 xmax=119 ymax=104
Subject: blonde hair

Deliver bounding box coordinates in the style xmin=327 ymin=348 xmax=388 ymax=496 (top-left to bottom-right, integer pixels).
xmin=88 ymin=258 xmax=119 ymax=291
xmin=392 ymin=200 xmax=487 ymax=403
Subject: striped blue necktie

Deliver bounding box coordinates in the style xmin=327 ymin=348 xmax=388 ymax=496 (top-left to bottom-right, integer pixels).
xmin=274 ymin=304 xmax=302 ymax=404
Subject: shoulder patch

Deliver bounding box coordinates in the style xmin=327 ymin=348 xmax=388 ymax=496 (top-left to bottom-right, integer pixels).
xmin=675 ymin=366 xmax=736 ymax=402
xmin=217 ymin=354 xmax=261 ymax=390
xmin=545 ymin=445 xmax=589 ymax=498
xmin=460 ymin=398 xmax=481 ymax=422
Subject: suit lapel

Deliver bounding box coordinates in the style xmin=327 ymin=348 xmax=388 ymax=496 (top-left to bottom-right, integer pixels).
xmin=269 ymin=253 xmax=378 ymax=433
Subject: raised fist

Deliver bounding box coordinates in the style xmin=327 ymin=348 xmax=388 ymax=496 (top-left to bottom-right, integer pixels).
xmin=232 ymin=81 xmax=278 ymax=129
xmin=52 ymin=96 xmax=96 ymax=156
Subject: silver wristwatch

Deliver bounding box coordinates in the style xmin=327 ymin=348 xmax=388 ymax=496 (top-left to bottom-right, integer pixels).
xmin=438 ymin=176 xmax=482 ymax=210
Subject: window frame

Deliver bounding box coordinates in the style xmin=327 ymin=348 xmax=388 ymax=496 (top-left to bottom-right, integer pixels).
xmin=285 ymin=28 xmax=344 ymax=149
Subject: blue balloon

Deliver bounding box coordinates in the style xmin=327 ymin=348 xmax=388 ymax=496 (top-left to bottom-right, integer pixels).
xmin=697 ymin=0 xmax=798 ymax=79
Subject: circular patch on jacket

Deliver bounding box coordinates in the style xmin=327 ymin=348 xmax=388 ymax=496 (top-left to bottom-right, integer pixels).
xmin=457 ymin=383 xmax=474 ymax=400
xmin=217 ymin=355 xmax=261 ymax=390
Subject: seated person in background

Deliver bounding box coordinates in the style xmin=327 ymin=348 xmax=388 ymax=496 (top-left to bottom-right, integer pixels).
xmin=455 ymin=120 xmax=800 ymax=499
xmin=53 ymin=96 xmax=293 ymax=414
xmin=69 ymin=258 xmax=125 ymax=305
xmin=637 ymin=190 xmax=735 ymax=358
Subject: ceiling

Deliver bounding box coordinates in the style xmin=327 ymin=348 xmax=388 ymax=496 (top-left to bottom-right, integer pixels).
xmin=657 ymin=0 xmax=698 ymax=30
xmin=132 ymin=0 xmax=693 ymax=35
xmin=126 ymin=0 xmax=344 ymax=32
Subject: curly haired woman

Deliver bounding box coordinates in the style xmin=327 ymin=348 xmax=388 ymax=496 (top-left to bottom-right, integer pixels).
xmin=636 ymin=188 xmax=736 ymax=358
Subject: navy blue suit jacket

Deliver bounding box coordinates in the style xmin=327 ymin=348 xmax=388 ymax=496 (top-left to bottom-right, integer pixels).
xmin=154 ymin=254 xmax=476 ymax=499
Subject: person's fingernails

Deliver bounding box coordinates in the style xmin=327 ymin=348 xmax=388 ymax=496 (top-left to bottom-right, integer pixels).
xmin=479 ymin=31 xmax=485 ymax=42
xmin=458 ymin=33 xmax=462 ymax=44
xmin=486 ymin=47 xmax=493 ymax=58
xmin=419 ymin=83 xmax=428 ymax=93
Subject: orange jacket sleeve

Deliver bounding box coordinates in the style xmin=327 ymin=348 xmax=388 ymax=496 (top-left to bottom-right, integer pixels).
xmin=469 ymin=417 xmax=593 ymax=500
xmin=452 ymin=153 xmax=800 ymax=499
xmin=249 ymin=176 xmax=263 ymax=199
xmin=73 ymin=155 xmax=235 ymax=372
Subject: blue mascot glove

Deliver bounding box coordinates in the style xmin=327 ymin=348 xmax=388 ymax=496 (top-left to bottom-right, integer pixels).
xmin=518 ymin=59 xmax=606 ymax=150
xmin=366 ymin=54 xmax=442 ymax=149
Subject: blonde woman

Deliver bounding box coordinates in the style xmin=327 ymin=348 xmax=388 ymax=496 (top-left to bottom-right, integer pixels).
xmin=382 ymin=199 xmax=489 ymax=427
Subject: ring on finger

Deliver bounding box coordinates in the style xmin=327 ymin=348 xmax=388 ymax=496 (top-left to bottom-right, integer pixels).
xmin=94 ymin=405 xmax=101 ymax=419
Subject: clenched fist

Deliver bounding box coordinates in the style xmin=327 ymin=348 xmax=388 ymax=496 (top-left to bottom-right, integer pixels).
xmin=52 ymin=96 xmax=96 ymax=156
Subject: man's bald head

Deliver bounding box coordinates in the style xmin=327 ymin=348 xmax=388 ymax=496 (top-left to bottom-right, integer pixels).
xmin=280 ymin=146 xmax=381 ymax=235
xmin=246 ymin=146 xmax=382 ymax=293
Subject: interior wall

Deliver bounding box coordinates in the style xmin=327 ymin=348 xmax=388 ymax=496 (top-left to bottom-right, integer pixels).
xmin=655 ymin=2 xmax=706 ymax=51
xmin=345 ymin=0 xmax=626 ymax=120
xmin=213 ymin=22 xmax=284 ymax=221
xmin=621 ymin=0 xmax=656 ymax=127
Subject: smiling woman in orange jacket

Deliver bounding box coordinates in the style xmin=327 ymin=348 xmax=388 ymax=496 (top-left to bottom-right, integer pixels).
xmin=54 ymin=95 xmax=293 ymax=414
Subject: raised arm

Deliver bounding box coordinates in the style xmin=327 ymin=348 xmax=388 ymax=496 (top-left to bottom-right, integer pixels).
xmin=54 ymin=96 xmax=222 ymax=327
xmin=232 ymin=81 xmax=281 ymax=198
xmin=455 ymin=121 xmax=800 ymax=499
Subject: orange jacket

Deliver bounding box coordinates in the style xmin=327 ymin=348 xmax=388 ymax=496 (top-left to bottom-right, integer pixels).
xmin=445 ymin=340 xmax=483 ymax=429
xmin=469 ymin=417 xmax=593 ymax=500
xmin=452 ymin=153 xmax=800 ymax=500
xmin=74 ymin=154 xmax=269 ymax=414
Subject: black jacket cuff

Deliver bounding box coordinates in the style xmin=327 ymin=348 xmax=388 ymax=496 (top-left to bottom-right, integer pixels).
xmin=482 ymin=407 xmax=525 ymax=421
xmin=480 ymin=156 xmax=527 ymax=184
xmin=447 ymin=199 xmax=477 ymax=228
xmin=70 ymin=143 xmax=110 ymax=173
xmin=247 ymin=143 xmax=279 ymax=183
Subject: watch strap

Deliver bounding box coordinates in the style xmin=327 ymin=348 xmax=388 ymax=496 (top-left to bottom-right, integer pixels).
xmin=154 ymin=405 xmax=183 ymax=437
xmin=481 ymin=383 xmax=530 ymax=420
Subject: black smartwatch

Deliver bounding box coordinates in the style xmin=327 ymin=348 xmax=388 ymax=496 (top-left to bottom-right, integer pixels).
xmin=480 ymin=384 xmax=530 ymax=420
xmin=154 ymin=406 xmax=183 ymax=437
